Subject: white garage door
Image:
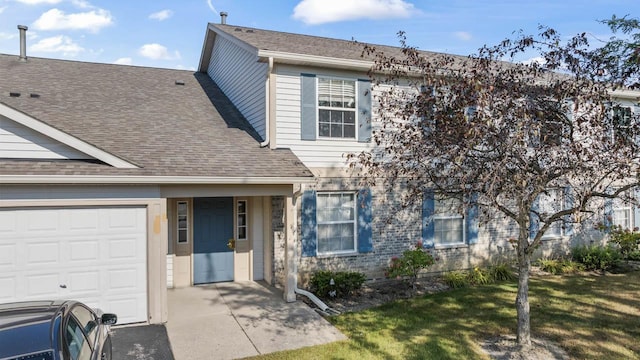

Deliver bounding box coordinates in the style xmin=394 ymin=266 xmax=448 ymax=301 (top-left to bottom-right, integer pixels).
xmin=0 ymin=206 xmax=148 ymax=324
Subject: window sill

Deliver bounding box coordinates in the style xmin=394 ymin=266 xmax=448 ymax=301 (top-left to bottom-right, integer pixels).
xmin=316 ymin=251 xmax=360 ymax=258
xmin=434 ymin=243 xmax=469 ymax=250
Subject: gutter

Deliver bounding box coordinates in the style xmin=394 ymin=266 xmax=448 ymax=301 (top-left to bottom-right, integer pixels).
xmin=0 ymin=175 xmax=316 ymax=185
xmin=260 ymin=56 xmax=273 ymax=148
xmin=258 ymin=50 xmax=373 ymax=71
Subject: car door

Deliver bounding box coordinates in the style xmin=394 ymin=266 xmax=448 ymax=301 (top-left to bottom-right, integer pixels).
xmin=65 ymin=304 xmax=100 ymax=360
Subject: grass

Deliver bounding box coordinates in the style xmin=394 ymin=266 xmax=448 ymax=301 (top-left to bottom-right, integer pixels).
xmin=245 ymin=271 xmax=640 ymax=360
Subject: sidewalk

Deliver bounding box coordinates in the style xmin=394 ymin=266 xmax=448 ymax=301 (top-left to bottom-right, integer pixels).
xmin=166 ymin=281 xmax=346 ymax=360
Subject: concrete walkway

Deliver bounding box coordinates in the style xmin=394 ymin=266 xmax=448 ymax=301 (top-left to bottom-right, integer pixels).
xmin=166 ymin=281 xmax=346 ymax=360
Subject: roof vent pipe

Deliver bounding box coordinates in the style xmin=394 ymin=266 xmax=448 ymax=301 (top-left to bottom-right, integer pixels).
xmin=220 ymin=11 xmax=228 ymax=24
xmin=17 ymin=25 xmax=28 ymax=62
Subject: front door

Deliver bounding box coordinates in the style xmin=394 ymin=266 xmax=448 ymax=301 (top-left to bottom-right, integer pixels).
xmin=193 ymin=197 xmax=234 ymax=284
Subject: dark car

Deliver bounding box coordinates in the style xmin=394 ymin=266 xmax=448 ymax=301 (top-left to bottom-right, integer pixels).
xmin=0 ymin=300 xmax=117 ymax=360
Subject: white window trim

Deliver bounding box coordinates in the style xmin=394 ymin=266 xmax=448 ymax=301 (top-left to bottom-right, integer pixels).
xmin=316 ymin=76 xmax=358 ymax=141
xmin=433 ymin=196 xmax=466 ymax=246
xmin=610 ymin=105 xmax=633 ymax=143
xmin=612 ymin=189 xmax=634 ymax=230
xmin=176 ymin=200 xmax=189 ymax=244
xmin=539 ymin=188 xmax=566 ymax=239
xmin=316 ymin=191 xmax=358 ymax=256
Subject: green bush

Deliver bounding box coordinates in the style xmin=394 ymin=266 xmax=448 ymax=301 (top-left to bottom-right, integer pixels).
xmin=385 ymin=241 xmax=435 ymax=288
xmin=572 ymin=245 xmax=621 ymax=271
xmin=537 ymin=258 xmax=585 ymax=274
xmin=609 ymin=227 xmax=640 ymax=258
xmin=627 ymin=250 xmax=640 ymax=261
xmin=443 ymin=271 xmax=469 ymax=288
xmin=488 ymin=263 xmax=517 ymax=281
xmin=467 ymin=267 xmax=491 ymax=285
xmin=310 ymin=270 xmax=366 ymax=299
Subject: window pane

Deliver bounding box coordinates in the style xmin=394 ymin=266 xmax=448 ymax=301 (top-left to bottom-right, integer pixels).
xmin=319 ymin=109 xmax=330 ymax=122
xmin=434 ymin=218 xmax=463 ymax=244
xmin=330 ymin=123 xmax=342 ymax=137
xmin=343 ymin=124 xmax=355 ymax=138
xmin=344 ymin=111 xmax=355 ymax=124
xmin=317 ymin=193 xmax=356 ymax=253
xmin=177 ymin=202 xmax=187 ymax=215
xmin=178 ymin=229 xmax=187 ymax=243
xmin=319 ymin=122 xmax=330 ymax=137
xmin=238 ymin=227 xmax=246 ymax=240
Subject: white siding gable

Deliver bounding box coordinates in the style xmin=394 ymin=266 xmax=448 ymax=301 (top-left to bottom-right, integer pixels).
xmin=208 ymin=34 xmax=267 ymax=140
xmin=0 ymin=115 xmax=91 ymax=160
xmin=274 ymin=65 xmax=374 ymax=168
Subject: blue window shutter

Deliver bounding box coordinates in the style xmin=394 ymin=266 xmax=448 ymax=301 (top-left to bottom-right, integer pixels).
xmin=357 ymin=188 xmax=373 ymax=253
xmin=564 ymin=186 xmax=574 ymax=236
xmin=357 ymin=79 xmax=372 ymax=143
xmin=301 ymin=190 xmax=317 ymax=257
xmin=422 ymin=190 xmax=435 ymax=248
xmin=466 ymin=193 xmax=479 ymax=244
xmin=300 ymin=73 xmax=316 ymax=141
xmin=529 ymin=196 xmax=540 ymax=240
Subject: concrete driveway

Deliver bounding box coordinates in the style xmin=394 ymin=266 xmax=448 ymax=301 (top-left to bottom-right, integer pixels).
xmin=166 ymin=281 xmax=346 ymax=360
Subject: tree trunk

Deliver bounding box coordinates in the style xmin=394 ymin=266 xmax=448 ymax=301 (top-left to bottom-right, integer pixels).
xmin=515 ymin=243 xmax=532 ymax=348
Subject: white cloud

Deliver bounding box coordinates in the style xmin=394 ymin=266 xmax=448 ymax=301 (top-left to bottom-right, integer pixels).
xmin=206 ymin=0 xmax=217 ymax=14
xmin=33 ymin=8 xmax=113 ymax=33
xmin=70 ymin=0 xmax=93 ymax=9
xmin=522 ymin=56 xmax=547 ymax=66
xmin=30 ymin=35 xmax=84 ymax=56
xmin=292 ymin=0 xmax=414 ymax=25
xmin=14 ymin=0 xmax=62 ymax=4
xmin=138 ymin=43 xmax=180 ymax=60
xmin=149 ymin=9 xmax=173 ymax=21
xmin=454 ymin=31 xmax=472 ymax=41
xmin=114 ymin=57 xmax=132 ymax=65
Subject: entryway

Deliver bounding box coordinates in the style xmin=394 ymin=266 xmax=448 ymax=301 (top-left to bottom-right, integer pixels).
xmin=193 ymin=197 xmax=234 ymax=284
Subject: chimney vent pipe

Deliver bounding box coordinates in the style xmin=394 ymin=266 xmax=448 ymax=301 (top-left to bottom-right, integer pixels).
xmin=220 ymin=12 xmax=228 ymax=24
xmin=17 ymin=25 xmax=28 ymax=62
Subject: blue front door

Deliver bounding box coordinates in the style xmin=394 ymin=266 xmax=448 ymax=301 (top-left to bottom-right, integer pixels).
xmin=193 ymin=197 xmax=234 ymax=284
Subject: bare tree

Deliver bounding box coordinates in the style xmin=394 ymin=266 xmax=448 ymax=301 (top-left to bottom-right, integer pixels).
xmin=349 ymin=18 xmax=640 ymax=348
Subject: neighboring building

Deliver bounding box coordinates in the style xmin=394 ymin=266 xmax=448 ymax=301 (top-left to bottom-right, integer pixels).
xmin=1 ymin=19 xmax=639 ymax=325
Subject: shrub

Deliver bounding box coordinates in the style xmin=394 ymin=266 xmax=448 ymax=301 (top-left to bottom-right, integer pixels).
xmin=627 ymin=250 xmax=640 ymax=261
xmin=537 ymin=258 xmax=585 ymax=274
xmin=443 ymin=271 xmax=469 ymax=289
xmin=310 ymin=270 xmax=366 ymax=299
xmin=572 ymin=245 xmax=621 ymax=271
xmin=385 ymin=241 xmax=435 ymax=289
xmin=467 ymin=267 xmax=491 ymax=285
xmin=488 ymin=263 xmax=517 ymax=281
xmin=609 ymin=227 xmax=640 ymax=258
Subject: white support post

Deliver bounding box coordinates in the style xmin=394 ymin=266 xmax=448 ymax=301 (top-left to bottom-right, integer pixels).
xmin=283 ymin=195 xmax=297 ymax=302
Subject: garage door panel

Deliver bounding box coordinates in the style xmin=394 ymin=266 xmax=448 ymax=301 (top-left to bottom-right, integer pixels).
xmin=0 ymin=206 xmax=148 ymax=324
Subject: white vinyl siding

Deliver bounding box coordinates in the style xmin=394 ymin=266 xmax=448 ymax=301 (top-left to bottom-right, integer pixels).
xmin=207 ymin=36 xmax=267 ymax=139
xmin=539 ymin=188 xmax=565 ymax=238
xmin=275 ymin=66 xmax=373 ymax=168
xmin=0 ymin=116 xmax=91 ymax=160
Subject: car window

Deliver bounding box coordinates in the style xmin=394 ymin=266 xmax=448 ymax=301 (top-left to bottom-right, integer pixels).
xmin=65 ymin=316 xmax=92 ymax=360
xmin=70 ymin=305 xmax=99 ymax=343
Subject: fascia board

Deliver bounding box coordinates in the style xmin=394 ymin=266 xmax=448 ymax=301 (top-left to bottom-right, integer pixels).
xmin=0 ymin=103 xmax=138 ymax=169
xmin=258 ymin=50 xmax=373 ymax=71
xmin=0 ymin=175 xmax=316 ymax=185
xmin=610 ymin=89 xmax=640 ymax=101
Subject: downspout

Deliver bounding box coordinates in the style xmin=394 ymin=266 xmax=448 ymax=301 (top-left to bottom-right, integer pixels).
xmin=259 ymin=56 xmax=274 ymax=148
xmin=290 ymin=184 xmax=340 ymax=315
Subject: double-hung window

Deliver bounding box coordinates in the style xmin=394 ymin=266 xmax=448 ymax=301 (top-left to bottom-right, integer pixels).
xmin=538 ymin=188 xmax=565 ymax=238
xmin=317 ymin=78 xmax=356 ymax=139
xmin=316 ymin=192 xmax=356 ymax=254
xmin=177 ymin=201 xmax=188 ymax=244
xmin=433 ymin=195 xmax=465 ymax=245
xmin=612 ymin=190 xmax=633 ymax=230
xmin=611 ymin=105 xmax=632 ymax=143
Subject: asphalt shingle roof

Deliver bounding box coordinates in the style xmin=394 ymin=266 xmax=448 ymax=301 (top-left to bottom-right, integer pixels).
xmin=0 ymin=54 xmax=312 ymax=180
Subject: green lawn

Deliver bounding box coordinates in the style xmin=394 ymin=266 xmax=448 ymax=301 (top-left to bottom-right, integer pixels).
xmin=246 ymin=270 xmax=640 ymax=360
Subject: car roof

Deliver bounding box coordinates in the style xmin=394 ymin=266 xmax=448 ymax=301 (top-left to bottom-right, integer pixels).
xmin=0 ymin=301 xmax=70 ymax=359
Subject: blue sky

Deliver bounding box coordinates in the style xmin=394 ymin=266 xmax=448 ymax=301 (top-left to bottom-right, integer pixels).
xmin=0 ymin=0 xmax=637 ymax=70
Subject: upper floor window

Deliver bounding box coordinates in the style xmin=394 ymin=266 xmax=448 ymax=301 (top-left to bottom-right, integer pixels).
xmin=318 ymin=78 xmax=356 ymax=139
xmin=611 ymin=105 xmax=633 ymax=143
